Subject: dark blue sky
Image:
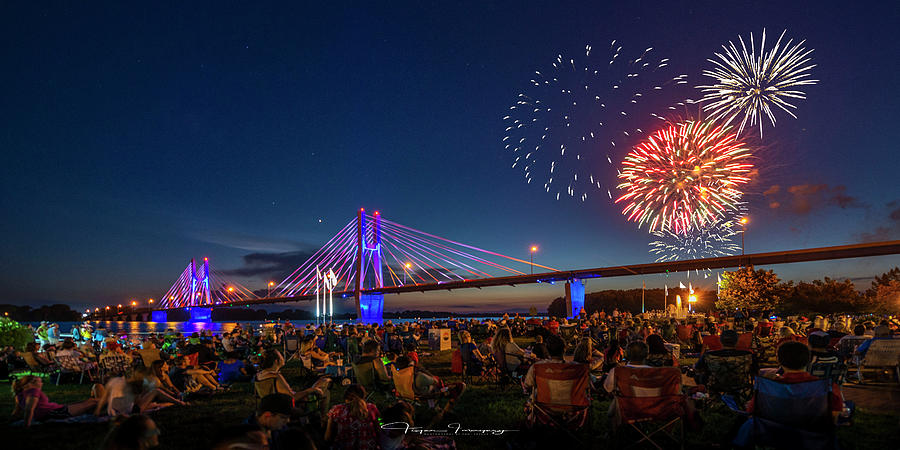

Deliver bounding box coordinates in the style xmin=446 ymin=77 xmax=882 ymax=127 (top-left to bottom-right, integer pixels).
xmin=2 ymin=1 xmax=899 ymax=312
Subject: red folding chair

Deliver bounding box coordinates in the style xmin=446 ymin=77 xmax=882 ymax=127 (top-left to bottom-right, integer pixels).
xmin=526 ymin=362 xmax=591 ymax=442
xmin=613 ymin=366 xmax=687 ymax=449
xmin=736 ymin=332 xmax=753 ymax=352
xmin=701 ymin=335 xmax=723 ymax=353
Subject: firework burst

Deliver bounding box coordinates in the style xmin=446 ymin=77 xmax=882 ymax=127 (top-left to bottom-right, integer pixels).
xmin=616 ymin=120 xmax=754 ymax=234
xmin=649 ymin=210 xmax=744 ymax=263
xmin=505 ymin=42 xmax=691 ymax=202
xmin=697 ymin=29 xmax=817 ymax=137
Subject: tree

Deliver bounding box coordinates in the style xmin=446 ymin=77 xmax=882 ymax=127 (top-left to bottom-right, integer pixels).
xmin=547 ymin=297 xmax=566 ymax=318
xmin=528 ymin=306 xmax=538 ymax=316
xmin=873 ymin=280 xmax=900 ymax=313
xmin=866 ymin=267 xmax=900 ymax=298
xmin=782 ymin=277 xmax=872 ymax=314
xmin=0 ymin=317 xmax=35 ymax=351
xmin=716 ymin=266 xmax=785 ymax=313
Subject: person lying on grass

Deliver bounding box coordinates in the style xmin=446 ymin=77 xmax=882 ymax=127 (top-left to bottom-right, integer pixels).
xmin=12 ymin=375 xmax=102 ymax=427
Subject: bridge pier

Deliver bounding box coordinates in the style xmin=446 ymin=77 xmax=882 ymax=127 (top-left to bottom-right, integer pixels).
xmin=357 ymin=293 xmax=384 ymax=325
xmin=565 ymin=279 xmax=585 ymax=319
xmin=188 ymin=307 xmax=212 ymax=322
xmin=151 ymin=310 xmax=168 ymax=322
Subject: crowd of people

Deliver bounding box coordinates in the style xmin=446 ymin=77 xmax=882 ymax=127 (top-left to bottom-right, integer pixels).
xmin=2 ymin=310 xmax=898 ymax=448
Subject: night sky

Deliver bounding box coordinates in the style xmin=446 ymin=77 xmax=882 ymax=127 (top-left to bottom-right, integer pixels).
xmin=2 ymin=1 xmax=899 ymax=313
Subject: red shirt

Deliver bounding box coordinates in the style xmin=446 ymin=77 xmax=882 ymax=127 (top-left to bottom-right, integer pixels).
xmin=747 ymin=372 xmax=843 ymax=413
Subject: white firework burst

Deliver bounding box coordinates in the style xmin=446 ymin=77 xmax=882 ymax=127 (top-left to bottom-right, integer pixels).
xmin=697 ymin=29 xmax=817 ymax=137
xmin=505 ymin=42 xmax=692 ymax=202
xmin=649 ymin=214 xmax=743 ymax=264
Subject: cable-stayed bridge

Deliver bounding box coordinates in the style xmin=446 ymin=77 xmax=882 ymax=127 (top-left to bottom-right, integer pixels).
xmin=90 ymin=209 xmax=900 ymax=323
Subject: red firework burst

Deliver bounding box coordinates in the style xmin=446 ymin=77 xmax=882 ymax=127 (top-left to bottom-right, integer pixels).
xmin=615 ymin=120 xmax=754 ymax=234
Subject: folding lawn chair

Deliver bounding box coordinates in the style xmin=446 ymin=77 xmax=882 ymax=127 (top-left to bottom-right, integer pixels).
xmin=612 ymin=366 xmax=686 ymax=449
xmin=99 ymin=354 xmax=132 ymax=379
xmin=704 ymin=353 xmax=753 ymax=402
xmin=701 ymin=335 xmax=722 ymax=353
xmin=526 ymin=362 xmax=591 ymax=443
xmin=856 ymin=338 xmax=900 ymax=384
xmin=727 ymin=376 xmax=838 ymax=450
xmin=136 ymin=348 xmax=162 ymax=368
xmin=54 ymin=355 xmax=86 ymax=385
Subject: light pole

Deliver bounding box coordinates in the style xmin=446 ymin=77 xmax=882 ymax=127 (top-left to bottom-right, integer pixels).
xmin=739 ymin=217 xmax=749 ymax=267
xmin=404 ymin=262 xmax=412 ymax=285
xmin=267 ymin=281 xmax=274 ymax=298
xmin=131 ymin=300 xmax=137 ymax=312
xmin=530 ymin=246 xmax=538 ymax=275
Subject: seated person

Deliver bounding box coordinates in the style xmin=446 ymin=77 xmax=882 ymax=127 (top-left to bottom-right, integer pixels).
xmin=12 ymin=375 xmax=101 ymax=427
xmin=750 ymin=341 xmax=845 ymax=423
xmin=524 ymin=335 xmax=569 ymax=399
xmin=491 ymin=327 xmax=532 ymax=375
xmin=254 ymin=349 xmax=328 ymax=417
xmin=218 ymin=352 xmax=249 ymax=385
xmin=394 ymin=356 xmax=465 ymax=401
xmin=458 ymin=330 xmax=487 ymax=375
xmin=573 ymin=336 xmax=604 ymax=373
xmin=602 ymin=341 xmax=651 ymax=394
xmin=354 ymin=340 xmax=393 ymax=391
xmin=808 ymin=332 xmax=840 ymax=365
xmin=300 ymin=336 xmax=334 ymax=366
xmin=169 ymin=355 xmax=221 ymax=392
xmin=645 ymin=334 xmax=677 ymax=367
xmin=694 ymin=330 xmax=755 ymax=388
xmin=530 ymin=335 xmax=550 ymax=360
xmin=325 ymin=385 xmax=381 ymax=450
xmin=247 ymin=394 xmax=292 ymax=450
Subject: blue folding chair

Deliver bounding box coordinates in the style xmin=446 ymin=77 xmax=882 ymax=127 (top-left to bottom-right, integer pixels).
xmin=726 ymin=376 xmax=838 ymax=450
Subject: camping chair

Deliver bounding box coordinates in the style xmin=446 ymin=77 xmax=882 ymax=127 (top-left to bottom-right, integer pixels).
xmin=283 ymin=334 xmax=301 ymax=361
xmin=99 ymin=354 xmax=132 ymax=379
xmin=526 ymin=362 xmax=591 ymax=443
xmin=701 ymin=335 xmax=723 ymax=353
xmin=459 ymin=347 xmax=495 ymax=385
xmin=809 ymin=361 xmax=848 ymax=385
xmin=22 ymin=352 xmax=57 ymax=376
xmin=392 ymin=366 xmax=444 ymax=410
xmin=559 ymin=325 xmax=579 ymax=351
xmin=704 ymin=353 xmax=753 ymax=402
xmin=612 ymin=366 xmax=686 ymax=450
xmin=726 ymin=377 xmax=837 ymax=450
xmin=856 ymin=339 xmax=900 ymax=384
xmin=352 ymin=359 xmax=393 ymax=399
xmin=736 ymin=332 xmax=753 ymax=352
xmin=136 ymin=348 xmax=162 ymax=368
xmin=54 ymin=355 xmax=86 ymax=385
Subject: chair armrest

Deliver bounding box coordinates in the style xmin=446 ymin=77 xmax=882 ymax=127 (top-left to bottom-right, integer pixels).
xmin=720 ymin=394 xmax=749 ymax=416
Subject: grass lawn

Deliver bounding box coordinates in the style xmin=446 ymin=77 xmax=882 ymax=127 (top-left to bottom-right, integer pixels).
xmin=2 ymin=341 xmax=897 ymax=449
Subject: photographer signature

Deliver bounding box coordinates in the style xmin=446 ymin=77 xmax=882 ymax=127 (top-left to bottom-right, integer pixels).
xmin=381 ymin=422 xmax=518 ymax=436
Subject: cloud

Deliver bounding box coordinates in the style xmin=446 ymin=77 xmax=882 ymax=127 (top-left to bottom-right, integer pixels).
xmin=856 ymin=201 xmax=900 ymax=243
xmin=186 ymin=229 xmax=307 ymax=253
xmin=765 ymin=184 xmax=866 ymax=215
xmin=221 ymin=250 xmax=317 ymax=281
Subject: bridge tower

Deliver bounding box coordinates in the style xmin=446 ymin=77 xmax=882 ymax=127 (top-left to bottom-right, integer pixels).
xmin=355 ymin=208 xmax=385 ymax=324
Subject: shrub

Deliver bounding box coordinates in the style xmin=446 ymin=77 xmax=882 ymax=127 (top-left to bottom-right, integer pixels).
xmin=0 ymin=317 xmax=35 ymax=350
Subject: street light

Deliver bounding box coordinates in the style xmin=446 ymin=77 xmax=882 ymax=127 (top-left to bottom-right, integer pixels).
xmin=148 ymin=299 xmax=154 ymax=305
xmin=739 ymin=217 xmax=749 ymax=266
xmin=404 ymin=262 xmax=412 ymax=285
xmin=267 ymin=281 xmax=274 ymax=298
xmin=530 ymin=246 xmax=538 ymax=275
